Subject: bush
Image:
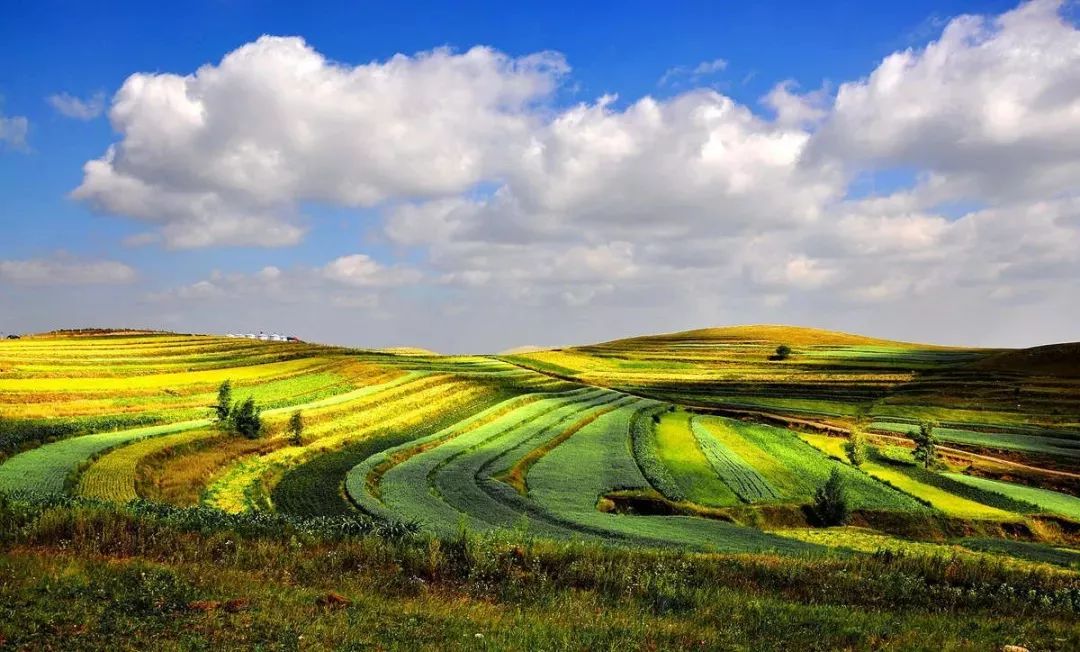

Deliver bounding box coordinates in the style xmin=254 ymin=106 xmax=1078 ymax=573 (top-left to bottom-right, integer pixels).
xmin=229 ymin=397 xmax=263 ymax=439
xmin=910 ymin=422 xmax=940 ymax=470
xmin=770 ymin=344 xmax=792 ymax=361
xmin=288 ymin=410 xmax=304 ymax=446
xmin=813 ymin=469 xmax=850 ymax=526
xmin=845 ymin=429 xmax=867 ymax=467
xmin=214 ymin=380 xmax=233 ymax=423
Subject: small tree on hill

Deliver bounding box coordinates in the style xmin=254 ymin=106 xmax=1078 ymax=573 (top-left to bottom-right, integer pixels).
xmin=910 ymin=421 xmax=939 ymax=470
xmin=230 ymin=397 xmax=263 ymax=439
xmin=845 ymin=428 xmax=867 ymax=467
xmin=214 ymin=380 xmax=233 ymax=423
xmin=773 ymin=344 xmax=792 ymax=361
xmin=813 ymin=468 xmax=849 ymax=526
xmin=288 ymin=410 xmax=304 ymax=446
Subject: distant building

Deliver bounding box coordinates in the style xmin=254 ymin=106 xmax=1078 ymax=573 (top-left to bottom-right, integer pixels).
xmin=226 ymin=331 xmax=299 ymax=342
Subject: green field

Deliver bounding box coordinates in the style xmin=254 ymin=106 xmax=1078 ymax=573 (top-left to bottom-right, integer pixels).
xmin=1 ymin=327 xmax=1078 ymax=649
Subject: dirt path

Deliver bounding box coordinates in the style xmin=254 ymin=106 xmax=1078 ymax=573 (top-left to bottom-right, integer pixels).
xmin=865 ymin=431 xmax=1080 ymax=480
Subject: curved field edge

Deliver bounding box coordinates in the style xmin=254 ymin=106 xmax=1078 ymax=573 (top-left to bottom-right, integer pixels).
xmin=3 ymin=372 xmax=424 ymax=500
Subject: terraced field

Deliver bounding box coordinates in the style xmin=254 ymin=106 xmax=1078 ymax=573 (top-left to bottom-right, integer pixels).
xmin=1 ymin=326 xmax=1078 ymax=561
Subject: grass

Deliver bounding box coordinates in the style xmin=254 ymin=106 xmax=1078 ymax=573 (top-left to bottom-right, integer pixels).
xmin=653 ymin=411 xmax=741 ymax=506
xmin=2 ymin=495 xmax=1077 ymax=651
xmin=708 ymin=418 xmax=926 ymax=512
xmin=525 ymin=403 xmax=815 ymax=552
xmin=688 ymin=417 xmax=779 ymax=503
xmin=945 ymin=474 xmax=1080 ymax=520
xmin=77 ymin=428 xmax=217 ymax=502
xmin=861 ymin=461 xmax=1015 ymax=520
xmin=0 ymin=419 xmax=212 ymax=496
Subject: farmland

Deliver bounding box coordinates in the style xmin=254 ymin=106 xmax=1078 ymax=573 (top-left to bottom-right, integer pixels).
xmin=1 ymin=326 xmax=1079 ymax=649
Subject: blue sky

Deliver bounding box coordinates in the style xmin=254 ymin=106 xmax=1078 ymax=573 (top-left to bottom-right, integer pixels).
xmin=1 ymin=1 xmax=1078 ymax=351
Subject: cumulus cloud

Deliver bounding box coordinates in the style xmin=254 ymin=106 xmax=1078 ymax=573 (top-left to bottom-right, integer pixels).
xmin=72 ymin=37 xmax=566 ymax=248
xmin=0 ymin=257 xmax=136 ymax=285
xmin=56 ymin=1 xmax=1080 ymax=349
xmin=810 ymin=0 xmax=1080 ymax=204
xmin=47 ymin=91 xmax=106 ymax=120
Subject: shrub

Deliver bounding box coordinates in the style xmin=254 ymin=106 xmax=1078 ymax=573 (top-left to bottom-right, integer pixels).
xmin=288 ymin=410 xmax=304 ymax=446
xmin=813 ymin=469 xmax=850 ymax=526
xmin=845 ymin=429 xmax=867 ymax=467
xmin=910 ymin=422 xmax=939 ymax=470
xmin=770 ymin=344 xmax=792 ymax=361
xmin=229 ymin=397 xmax=263 ymax=439
xmin=214 ymin=380 xmax=233 ymax=423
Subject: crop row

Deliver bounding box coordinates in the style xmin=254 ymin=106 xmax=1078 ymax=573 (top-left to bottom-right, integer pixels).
xmin=361 ymin=389 xmax=611 ymax=534
xmin=689 ymin=417 xmax=780 ymax=502
xmin=76 ymin=428 xmax=218 ymax=502
xmin=272 ymin=390 xmax=515 ymax=517
xmin=706 ymin=418 xmax=926 ymax=512
xmin=1 ymin=372 xmax=421 ymax=500
xmin=202 ymin=377 xmax=500 ymax=512
xmin=425 ymin=392 xmax=632 ymax=534
xmin=628 ymin=404 xmax=685 ymax=501
xmin=0 ymin=419 xmax=213 ymax=496
xmin=523 ymin=401 xmax=814 ymax=552
xmin=943 ymin=474 xmax=1080 ymax=521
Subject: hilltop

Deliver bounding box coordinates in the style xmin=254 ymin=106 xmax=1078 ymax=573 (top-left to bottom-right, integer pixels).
xmin=586 ymin=324 xmax=970 ymax=349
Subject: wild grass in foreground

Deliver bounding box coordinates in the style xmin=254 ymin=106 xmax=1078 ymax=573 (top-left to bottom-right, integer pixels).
xmin=1 ymin=492 xmax=1078 ymax=650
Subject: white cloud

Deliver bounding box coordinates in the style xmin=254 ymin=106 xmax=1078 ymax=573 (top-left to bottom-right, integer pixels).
xmin=810 ymin=0 xmax=1080 ymax=204
xmin=659 ymin=58 xmax=728 ymax=86
xmin=322 ymin=254 xmax=423 ymax=287
xmin=151 ymin=255 xmax=421 ymax=307
xmin=47 ymin=91 xmax=106 ymax=120
xmin=73 ymin=37 xmax=566 ymax=248
xmin=47 ymin=1 xmax=1080 ymax=350
xmin=763 ymin=80 xmax=829 ymax=128
xmin=0 ymin=257 xmax=136 ymax=285
xmin=0 ymin=112 xmax=28 ymax=149
xmin=694 ymin=59 xmax=728 ymax=75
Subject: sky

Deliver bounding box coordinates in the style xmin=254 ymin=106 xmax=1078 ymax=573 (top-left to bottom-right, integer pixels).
xmin=1 ymin=0 xmax=1078 ymax=352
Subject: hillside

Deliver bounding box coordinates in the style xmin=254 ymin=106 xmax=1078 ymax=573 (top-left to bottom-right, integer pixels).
xmin=967 ymin=342 xmax=1080 ymax=378
xmin=1 ymin=327 xmax=1078 ymax=649
xmin=591 ymin=324 xmax=955 ymax=348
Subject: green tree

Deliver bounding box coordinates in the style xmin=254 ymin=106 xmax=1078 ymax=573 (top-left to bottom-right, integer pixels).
xmin=214 ymin=380 xmax=233 ymax=423
xmin=813 ymin=468 xmax=849 ymax=526
xmin=230 ymin=397 xmax=263 ymax=439
xmin=287 ymin=410 xmax=304 ymax=446
xmin=773 ymin=344 xmax=792 ymax=361
xmin=845 ymin=428 xmax=867 ymax=467
xmin=910 ymin=421 xmax=939 ymax=470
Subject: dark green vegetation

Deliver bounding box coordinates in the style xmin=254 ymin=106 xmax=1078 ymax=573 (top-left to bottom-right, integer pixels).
xmin=1 ymin=326 xmax=1079 ymax=649
xmin=2 ymin=492 xmax=1078 ymax=651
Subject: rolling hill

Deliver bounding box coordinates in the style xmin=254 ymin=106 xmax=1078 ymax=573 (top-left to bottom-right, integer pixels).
xmin=1 ymin=326 xmax=1078 ymax=649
